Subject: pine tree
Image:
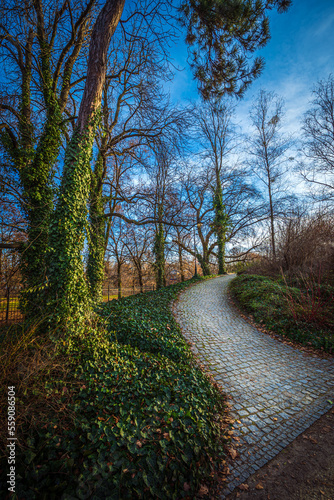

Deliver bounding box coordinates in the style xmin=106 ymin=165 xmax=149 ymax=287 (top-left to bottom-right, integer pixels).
xmin=179 ymin=0 xmax=291 ymax=99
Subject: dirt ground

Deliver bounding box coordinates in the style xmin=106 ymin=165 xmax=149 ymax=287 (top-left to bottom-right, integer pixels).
xmin=225 ymin=408 xmax=334 ymax=500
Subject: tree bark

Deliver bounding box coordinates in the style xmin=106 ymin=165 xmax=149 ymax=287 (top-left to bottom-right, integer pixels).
xmin=117 ymin=261 xmax=122 ymax=299
xmin=138 ymin=265 xmax=143 ymax=293
xmin=154 ymin=218 xmax=165 ymax=289
xmin=87 ymin=150 xmax=107 ymax=301
xmin=268 ymin=176 xmax=276 ymax=259
xmin=77 ymin=0 xmax=125 ymax=133
xmin=197 ymin=251 xmax=211 ymax=276
xmin=178 ymin=243 xmax=185 ymax=282
xmin=47 ymin=0 xmax=125 ymax=322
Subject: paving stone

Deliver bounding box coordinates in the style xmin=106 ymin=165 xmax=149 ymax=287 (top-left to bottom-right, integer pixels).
xmin=173 ymin=275 xmax=334 ymax=498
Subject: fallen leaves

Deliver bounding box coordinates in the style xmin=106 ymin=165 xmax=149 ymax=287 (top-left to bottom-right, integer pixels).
xmin=302 ymin=435 xmax=317 ymax=444
xmin=229 ymin=448 xmax=237 ymax=459
xmin=197 ymin=484 xmax=209 ymax=497
xmin=238 ymin=483 xmax=249 ymax=491
xmin=255 ymin=483 xmax=264 ymax=490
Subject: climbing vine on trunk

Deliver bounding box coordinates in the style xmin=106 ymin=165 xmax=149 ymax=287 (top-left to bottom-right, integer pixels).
xmin=47 ymin=0 xmax=125 ymax=325
xmin=48 ymin=123 xmax=97 ymax=322
xmin=212 ymin=182 xmax=229 ymax=275
xmin=153 ymin=207 xmax=166 ymax=289
xmin=87 ymin=150 xmax=107 ymax=302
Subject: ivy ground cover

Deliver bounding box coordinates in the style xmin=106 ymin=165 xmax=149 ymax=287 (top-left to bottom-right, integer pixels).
xmin=3 ymin=278 xmax=228 ymax=499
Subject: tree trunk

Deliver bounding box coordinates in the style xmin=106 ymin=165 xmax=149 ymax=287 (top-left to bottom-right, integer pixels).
xmin=154 ymin=219 xmax=165 ymax=289
xmin=47 ymin=0 xmax=125 ymax=323
xmin=268 ymin=179 xmax=276 ymax=259
xmin=213 ymin=172 xmax=228 ymax=275
xmin=198 ymin=253 xmax=211 ymax=276
xmin=178 ymin=243 xmax=185 ymax=282
xmin=87 ymin=150 xmax=107 ymax=302
xmin=138 ymin=263 xmax=144 ymax=293
xmin=117 ymin=261 xmax=122 ymax=299
xmin=76 ymin=0 xmax=125 ymax=134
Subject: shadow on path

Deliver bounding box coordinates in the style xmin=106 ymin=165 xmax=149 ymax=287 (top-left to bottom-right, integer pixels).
xmin=173 ymin=275 xmax=334 ymax=497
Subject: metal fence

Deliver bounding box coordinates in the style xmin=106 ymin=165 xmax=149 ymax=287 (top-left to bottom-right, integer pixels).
xmin=0 ymin=285 xmax=156 ymax=325
xmin=0 ymin=289 xmax=23 ymax=325
xmin=102 ymin=285 xmax=155 ymax=301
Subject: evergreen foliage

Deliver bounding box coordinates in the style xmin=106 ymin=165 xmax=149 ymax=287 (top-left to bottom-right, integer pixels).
xmin=1 ymin=279 xmax=228 ymax=499
xmin=212 ymin=184 xmax=230 ymax=274
xmin=180 ymin=0 xmax=291 ymax=99
xmin=47 ymin=124 xmax=98 ymax=324
xmin=87 ymin=150 xmax=108 ymax=302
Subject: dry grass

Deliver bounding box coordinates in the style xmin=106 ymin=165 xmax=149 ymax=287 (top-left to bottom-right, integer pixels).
xmin=0 ymin=322 xmax=77 ymax=460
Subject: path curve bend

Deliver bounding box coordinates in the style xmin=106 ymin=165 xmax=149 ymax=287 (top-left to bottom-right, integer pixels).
xmin=173 ymin=275 xmax=334 ymax=496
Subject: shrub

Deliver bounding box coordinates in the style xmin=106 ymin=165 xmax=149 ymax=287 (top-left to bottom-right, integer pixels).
xmin=230 ymin=274 xmax=334 ymax=353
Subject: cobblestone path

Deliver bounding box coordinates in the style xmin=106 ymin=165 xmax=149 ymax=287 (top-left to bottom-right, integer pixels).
xmin=173 ymin=275 xmax=334 ymax=497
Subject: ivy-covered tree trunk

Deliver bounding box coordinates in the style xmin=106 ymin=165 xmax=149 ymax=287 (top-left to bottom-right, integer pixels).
xmin=138 ymin=264 xmax=144 ymax=293
xmin=117 ymin=261 xmax=122 ymax=299
xmin=1 ymin=0 xmax=94 ymax=320
xmin=133 ymin=259 xmax=144 ymax=293
xmin=48 ymin=127 xmax=96 ymax=321
xmin=211 ymin=161 xmax=230 ymax=275
xmin=20 ymin=104 xmax=62 ymax=317
xmin=87 ymin=150 xmax=107 ymax=302
xmin=217 ymin=234 xmax=226 ymax=274
xmin=178 ymin=243 xmax=185 ymax=282
xmin=0 ymin=25 xmax=63 ymax=318
xmin=47 ymin=0 xmax=125 ymax=324
xmin=153 ymin=209 xmax=165 ymax=289
xmin=213 ymin=183 xmax=229 ymax=275
xmin=197 ymin=253 xmax=211 ymax=276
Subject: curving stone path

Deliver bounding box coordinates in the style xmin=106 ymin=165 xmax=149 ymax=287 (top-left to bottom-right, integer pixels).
xmin=173 ymin=275 xmax=334 ymax=497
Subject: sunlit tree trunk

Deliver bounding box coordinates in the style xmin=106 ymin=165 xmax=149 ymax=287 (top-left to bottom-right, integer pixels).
xmin=47 ymin=0 xmax=125 ymax=323
xmin=87 ymin=149 xmax=107 ymax=302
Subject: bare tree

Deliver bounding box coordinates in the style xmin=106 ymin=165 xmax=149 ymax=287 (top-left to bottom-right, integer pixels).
xmin=194 ymin=98 xmax=237 ymax=273
xmin=181 ymin=170 xmax=216 ymax=276
xmin=124 ymin=226 xmax=152 ymax=293
xmin=107 ymin=215 xmax=128 ymax=298
xmin=248 ymin=90 xmax=292 ymax=258
xmin=301 ymin=74 xmax=334 ymax=207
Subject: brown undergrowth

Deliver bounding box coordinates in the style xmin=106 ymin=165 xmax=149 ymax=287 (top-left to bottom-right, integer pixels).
xmin=0 ymin=322 xmax=77 ymax=462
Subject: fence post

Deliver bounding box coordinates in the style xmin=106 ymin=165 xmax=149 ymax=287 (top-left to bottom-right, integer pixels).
xmin=6 ymin=286 xmax=10 ymax=323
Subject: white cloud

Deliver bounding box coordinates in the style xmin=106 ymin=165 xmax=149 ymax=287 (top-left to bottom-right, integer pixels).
xmin=314 ymin=12 xmax=334 ymax=36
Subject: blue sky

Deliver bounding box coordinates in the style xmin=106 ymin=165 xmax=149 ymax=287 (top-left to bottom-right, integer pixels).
xmin=169 ymin=0 xmax=334 ymax=134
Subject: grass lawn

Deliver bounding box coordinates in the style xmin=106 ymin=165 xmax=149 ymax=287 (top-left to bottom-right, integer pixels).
xmin=0 ymin=277 xmax=229 ymax=499
xmin=0 ymin=298 xmax=20 ymax=312
xmin=102 ymin=295 xmax=118 ymax=302
xmin=229 ymin=274 xmax=334 ymax=353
